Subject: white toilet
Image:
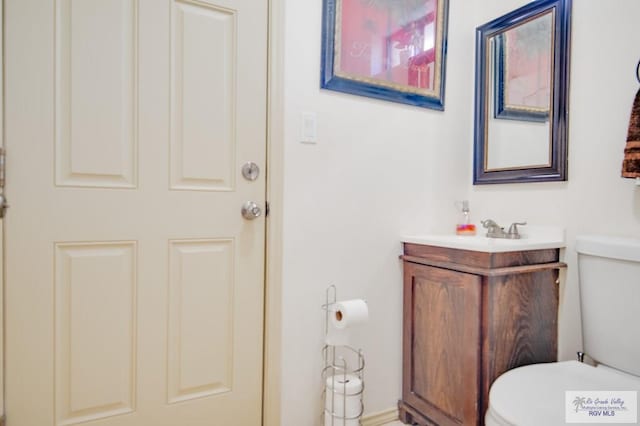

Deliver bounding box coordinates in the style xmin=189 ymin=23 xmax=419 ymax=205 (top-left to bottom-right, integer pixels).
xmin=485 ymin=235 xmax=640 ymax=426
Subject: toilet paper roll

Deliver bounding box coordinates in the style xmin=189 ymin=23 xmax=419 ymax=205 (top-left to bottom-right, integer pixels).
xmin=331 ymin=299 xmax=368 ymax=330
xmin=324 ymin=326 xmax=350 ymax=346
xmin=324 ymin=374 xmax=363 ymax=426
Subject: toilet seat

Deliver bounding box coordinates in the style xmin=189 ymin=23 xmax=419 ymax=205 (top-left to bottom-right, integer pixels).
xmin=485 ymin=361 xmax=640 ymax=426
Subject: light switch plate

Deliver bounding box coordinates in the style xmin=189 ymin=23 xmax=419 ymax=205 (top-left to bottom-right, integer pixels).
xmin=301 ymin=112 xmax=317 ymax=144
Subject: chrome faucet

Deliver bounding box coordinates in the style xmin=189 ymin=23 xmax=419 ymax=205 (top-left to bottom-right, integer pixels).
xmin=481 ymin=219 xmax=505 ymax=238
xmin=481 ymin=219 xmax=527 ymax=239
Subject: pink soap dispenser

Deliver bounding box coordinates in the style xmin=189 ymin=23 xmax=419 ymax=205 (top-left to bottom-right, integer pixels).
xmin=456 ymin=200 xmax=477 ymax=236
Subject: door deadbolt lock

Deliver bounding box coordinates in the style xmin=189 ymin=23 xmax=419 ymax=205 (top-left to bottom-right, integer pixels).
xmin=241 ymin=162 xmax=260 ymax=181
xmin=241 ymin=201 xmax=262 ymax=220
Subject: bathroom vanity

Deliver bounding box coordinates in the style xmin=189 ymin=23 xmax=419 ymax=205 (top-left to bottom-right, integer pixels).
xmin=398 ymin=234 xmax=565 ymax=426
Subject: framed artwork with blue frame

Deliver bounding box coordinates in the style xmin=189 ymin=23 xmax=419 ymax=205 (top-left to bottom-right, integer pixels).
xmin=492 ymin=12 xmax=553 ymax=123
xmin=321 ymin=0 xmax=449 ymax=110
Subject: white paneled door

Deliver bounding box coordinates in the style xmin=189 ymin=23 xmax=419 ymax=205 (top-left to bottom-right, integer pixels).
xmin=4 ymin=0 xmax=268 ymax=425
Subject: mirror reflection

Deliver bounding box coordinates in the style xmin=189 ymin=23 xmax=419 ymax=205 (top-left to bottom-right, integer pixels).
xmin=487 ymin=11 xmax=553 ymax=170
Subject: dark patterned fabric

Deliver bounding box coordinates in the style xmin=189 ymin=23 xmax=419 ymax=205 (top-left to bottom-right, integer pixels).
xmin=622 ymin=88 xmax=640 ymax=178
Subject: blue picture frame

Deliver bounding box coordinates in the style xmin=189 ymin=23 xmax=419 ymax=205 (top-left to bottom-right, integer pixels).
xmin=320 ymin=0 xmax=449 ymax=110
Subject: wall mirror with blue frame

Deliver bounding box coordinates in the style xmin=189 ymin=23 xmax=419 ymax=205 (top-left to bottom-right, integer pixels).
xmin=473 ymin=0 xmax=571 ymax=185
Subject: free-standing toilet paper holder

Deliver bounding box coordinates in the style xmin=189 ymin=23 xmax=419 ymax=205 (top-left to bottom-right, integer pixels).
xmin=321 ymin=285 xmax=365 ymax=426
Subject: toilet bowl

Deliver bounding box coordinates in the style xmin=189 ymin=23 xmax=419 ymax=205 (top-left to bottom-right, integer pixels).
xmin=485 ymin=235 xmax=640 ymax=426
xmin=486 ymin=361 xmax=640 ymax=426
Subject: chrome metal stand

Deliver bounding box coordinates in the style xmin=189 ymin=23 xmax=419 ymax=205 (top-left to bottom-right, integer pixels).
xmin=321 ymin=285 xmax=365 ymax=426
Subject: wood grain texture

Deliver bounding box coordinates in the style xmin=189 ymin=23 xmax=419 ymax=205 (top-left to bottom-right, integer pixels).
xmin=403 ymin=243 xmax=558 ymax=268
xmin=402 ymin=263 xmax=481 ymax=426
xmin=401 ymin=255 xmax=566 ymax=277
xmin=400 ymin=245 xmax=560 ymax=426
xmin=480 ymin=270 xmax=559 ymax=416
xmin=399 ymin=400 xmax=437 ymax=426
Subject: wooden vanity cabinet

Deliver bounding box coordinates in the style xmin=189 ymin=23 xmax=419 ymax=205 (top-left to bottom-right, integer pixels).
xmin=398 ymin=243 xmax=565 ymax=426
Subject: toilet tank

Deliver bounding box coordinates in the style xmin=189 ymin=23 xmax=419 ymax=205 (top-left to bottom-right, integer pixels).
xmin=576 ymin=235 xmax=640 ymax=377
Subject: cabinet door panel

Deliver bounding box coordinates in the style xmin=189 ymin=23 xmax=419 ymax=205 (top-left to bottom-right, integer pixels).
xmin=403 ymin=263 xmax=481 ymax=426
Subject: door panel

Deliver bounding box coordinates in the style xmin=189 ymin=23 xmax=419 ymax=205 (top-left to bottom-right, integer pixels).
xmin=55 ymin=243 xmax=137 ymax=425
xmin=171 ymin=0 xmax=236 ymax=191
xmin=167 ymin=239 xmax=234 ymax=404
xmin=5 ymin=0 xmax=267 ymax=424
xmin=56 ymin=0 xmax=138 ymax=188
xmin=403 ymin=263 xmax=481 ymax=426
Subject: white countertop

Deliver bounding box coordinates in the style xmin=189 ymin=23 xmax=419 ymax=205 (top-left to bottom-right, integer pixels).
xmin=402 ymin=227 xmax=565 ymax=253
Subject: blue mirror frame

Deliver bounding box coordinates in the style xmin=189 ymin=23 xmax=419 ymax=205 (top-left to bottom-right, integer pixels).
xmin=320 ymin=0 xmax=450 ymax=110
xmin=473 ymin=0 xmax=572 ymax=184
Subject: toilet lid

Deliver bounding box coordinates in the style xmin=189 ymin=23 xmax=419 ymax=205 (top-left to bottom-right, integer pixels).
xmin=488 ymin=361 xmax=640 ymax=426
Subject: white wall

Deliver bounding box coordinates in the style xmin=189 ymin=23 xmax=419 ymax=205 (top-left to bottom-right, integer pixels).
xmin=280 ymin=0 xmax=471 ymax=423
xmin=279 ymin=0 xmax=640 ymax=424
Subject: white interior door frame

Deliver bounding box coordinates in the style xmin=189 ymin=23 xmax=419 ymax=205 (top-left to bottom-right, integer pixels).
xmin=0 ymin=0 xmax=5 ymax=421
xmin=264 ymin=0 xmax=284 ymax=424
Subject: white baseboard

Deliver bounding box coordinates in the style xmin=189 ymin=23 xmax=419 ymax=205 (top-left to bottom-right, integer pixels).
xmin=361 ymin=408 xmax=399 ymax=426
